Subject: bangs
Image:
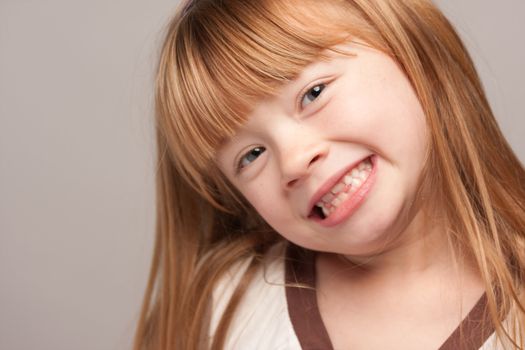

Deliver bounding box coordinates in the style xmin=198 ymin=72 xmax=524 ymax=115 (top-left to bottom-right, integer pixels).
xmin=156 ymin=0 xmax=378 ymax=200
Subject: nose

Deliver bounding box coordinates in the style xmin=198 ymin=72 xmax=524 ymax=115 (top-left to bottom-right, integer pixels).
xmin=280 ymin=139 xmax=328 ymax=189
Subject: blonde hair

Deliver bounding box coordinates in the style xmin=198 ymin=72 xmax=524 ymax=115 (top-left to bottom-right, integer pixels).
xmin=134 ymin=0 xmax=525 ymax=349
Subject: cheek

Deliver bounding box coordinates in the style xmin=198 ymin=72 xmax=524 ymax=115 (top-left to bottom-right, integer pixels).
xmin=240 ymin=180 xmax=287 ymax=225
xmin=250 ymin=198 xmax=295 ymax=238
xmin=326 ymin=79 xmax=427 ymax=161
xmin=242 ymin=186 xmax=304 ymax=241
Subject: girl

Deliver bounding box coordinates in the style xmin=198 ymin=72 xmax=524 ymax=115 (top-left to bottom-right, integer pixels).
xmin=134 ymin=0 xmax=525 ymax=349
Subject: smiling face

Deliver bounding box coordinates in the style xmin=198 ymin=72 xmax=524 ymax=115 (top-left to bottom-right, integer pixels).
xmin=217 ymin=42 xmax=430 ymax=256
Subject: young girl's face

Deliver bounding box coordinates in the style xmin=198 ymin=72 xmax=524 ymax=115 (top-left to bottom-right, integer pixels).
xmin=217 ymin=42 xmax=429 ymax=256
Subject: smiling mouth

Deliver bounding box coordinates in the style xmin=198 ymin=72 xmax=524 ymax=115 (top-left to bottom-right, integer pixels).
xmin=308 ymin=157 xmax=373 ymax=220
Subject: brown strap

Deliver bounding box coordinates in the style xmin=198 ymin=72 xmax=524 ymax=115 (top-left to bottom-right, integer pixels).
xmin=285 ymin=244 xmax=334 ymax=350
xmin=439 ymin=292 xmax=496 ymax=350
xmin=285 ymin=243 xmax=496 ymax=350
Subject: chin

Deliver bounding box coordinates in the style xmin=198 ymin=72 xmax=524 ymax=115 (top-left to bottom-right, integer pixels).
xmin=335 ymin=208 xmax=407 ymax=255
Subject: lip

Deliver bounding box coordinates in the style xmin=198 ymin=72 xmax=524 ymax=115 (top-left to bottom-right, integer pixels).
xmin=307 ymin=155 xmax=374 ymax=218
xmin=319 ymin=155 xmax=377 ymax=227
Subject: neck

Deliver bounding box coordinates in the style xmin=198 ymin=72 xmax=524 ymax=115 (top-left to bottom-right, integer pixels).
xmin=339 ymin=209 xmax=457 ymax=279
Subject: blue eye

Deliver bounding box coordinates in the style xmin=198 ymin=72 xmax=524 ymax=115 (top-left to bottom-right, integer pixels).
xmin=237 ymin=146 xmax=266 ymax=170
xmin=301 ymin=83 xmax=326 ymax=108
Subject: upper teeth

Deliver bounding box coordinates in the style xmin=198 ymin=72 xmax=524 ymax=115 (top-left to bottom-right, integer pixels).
xmin=315 ymin=158 xmax=372 ymax=217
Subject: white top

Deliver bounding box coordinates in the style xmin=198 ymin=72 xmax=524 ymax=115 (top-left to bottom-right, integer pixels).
xmin=209 ymin=242 xmax=512 ymax=349
xmin=210 ymin=243 xmax=301 ymax=349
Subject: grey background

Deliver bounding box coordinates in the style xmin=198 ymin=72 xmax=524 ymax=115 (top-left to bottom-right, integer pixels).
xmin=0 ymin=1 xmax=523 ymax=349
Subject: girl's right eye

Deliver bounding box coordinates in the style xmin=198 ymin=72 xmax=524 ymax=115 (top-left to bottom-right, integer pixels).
xmin=237 ymin=146 xmax=266 ymax=171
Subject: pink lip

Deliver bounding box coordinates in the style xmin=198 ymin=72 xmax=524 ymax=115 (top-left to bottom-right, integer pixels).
xmin=307 ymin=155 xmax=374 ymax=217
xmin=314 ymin=156 xmax=377 ymax=227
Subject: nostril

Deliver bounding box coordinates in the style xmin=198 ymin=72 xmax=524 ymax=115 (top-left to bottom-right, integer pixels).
xmin=309 ymin=154 xmax=321 ymax=166
xmin=287 ymin=179 xmax=299 ymax=187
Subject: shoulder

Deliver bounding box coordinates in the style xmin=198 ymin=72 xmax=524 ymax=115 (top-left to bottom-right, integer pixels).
xmin=479 ymin=307 xmax=523 ymax=349
xmin=209 ymin=241 xmax=302 ymax=349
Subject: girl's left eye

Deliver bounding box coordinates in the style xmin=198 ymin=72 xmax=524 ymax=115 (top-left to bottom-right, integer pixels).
xmin=237 ymin=146 xmax=266 ymax=171
xmin=300 ymin=83 xmax=326 ymax=109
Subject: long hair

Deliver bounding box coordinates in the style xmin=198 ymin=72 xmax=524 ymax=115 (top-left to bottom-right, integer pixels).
xmin=134 ymin=0 xmax=525 ymax=348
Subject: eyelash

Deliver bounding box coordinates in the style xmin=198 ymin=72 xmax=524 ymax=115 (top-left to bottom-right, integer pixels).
xmin=236 ymin=146 xmax=266 ymax=173
xmin=298 ymin=82 xmax=327 ymax=110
